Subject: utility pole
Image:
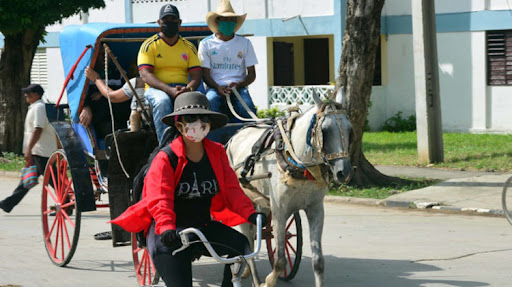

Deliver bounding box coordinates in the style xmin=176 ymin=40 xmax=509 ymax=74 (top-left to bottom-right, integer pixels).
xmin=412 ymin=0 xmax=444 ymax=164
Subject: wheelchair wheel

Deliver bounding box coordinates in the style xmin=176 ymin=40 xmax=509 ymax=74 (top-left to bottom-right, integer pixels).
xmin=502 ymin=175 xmax=512 ymax=225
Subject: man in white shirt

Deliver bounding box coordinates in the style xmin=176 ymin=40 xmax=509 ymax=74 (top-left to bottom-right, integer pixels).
xmin=198 ymin=0 xmax=258 ymax=142
xmin=0 ymin=84 xmax=58 ymax=213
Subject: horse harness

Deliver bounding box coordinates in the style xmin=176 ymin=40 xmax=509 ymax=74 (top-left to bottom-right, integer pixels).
xmin=236 ymin=101 xmax=349 ymax=184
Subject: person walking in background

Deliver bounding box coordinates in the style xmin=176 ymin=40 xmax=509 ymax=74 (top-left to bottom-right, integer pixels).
xmin=0 ymin=84 xmax=58 ymax=213
xmin=198 ymin=0 xmax=258 ymax=128
xmin=138 ymin=3 xmax=202 ymax=143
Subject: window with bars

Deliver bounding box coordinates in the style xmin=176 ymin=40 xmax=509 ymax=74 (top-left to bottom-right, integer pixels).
xmin=487 ymin=30 xmax=512 ymax=86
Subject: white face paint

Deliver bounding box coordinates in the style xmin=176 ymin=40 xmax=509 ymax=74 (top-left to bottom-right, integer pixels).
xmin=178 ymin=119 xmax=211 ymax=142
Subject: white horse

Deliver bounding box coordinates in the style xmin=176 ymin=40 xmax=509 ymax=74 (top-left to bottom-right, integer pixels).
xmin=226 ymin=93 xmax=353 ymax=287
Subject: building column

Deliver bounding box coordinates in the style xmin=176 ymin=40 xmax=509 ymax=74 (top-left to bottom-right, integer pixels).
xmin=125 ymin=0 xmax=133 ymax=23
xmin=470 ymin=32 xmax=488 ymax=132
xmin=334 ymin=0 xmax=347 ymax=78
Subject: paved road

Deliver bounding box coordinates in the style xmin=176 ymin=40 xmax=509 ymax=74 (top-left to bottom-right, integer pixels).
xmin=1 ymin=176 xmax=512 ymax=287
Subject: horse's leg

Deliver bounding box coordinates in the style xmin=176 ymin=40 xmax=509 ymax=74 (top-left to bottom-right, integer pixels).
xmin=261 ymin=212 xmax=287 ymax=287
xmin=305 ymin=202 xmax=325 ymax=287
xmin=240 ymin=222 xmax=261 ymax=286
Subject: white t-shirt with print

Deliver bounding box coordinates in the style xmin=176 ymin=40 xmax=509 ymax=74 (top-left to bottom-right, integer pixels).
xmin=23 ymin=99 xmax=58 ymax=157
xmin=198 ymin=34 xmax=258 ymax=87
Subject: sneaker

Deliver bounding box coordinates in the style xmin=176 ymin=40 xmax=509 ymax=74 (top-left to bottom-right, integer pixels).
xmin=94 ymin=231 xmax=112 ymax=240
xmin=0 ymin=201 xmax=12 ymax=213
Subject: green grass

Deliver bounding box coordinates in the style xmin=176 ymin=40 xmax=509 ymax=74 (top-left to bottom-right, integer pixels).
xmin=328 ymin=178 xmax=440 ymax=199
xmin=0 ymin=152 xmax=25 ymax=172
xmin=331 ymin=131 xmax=512 ymax=198
xmin=363 ymin=131 xmax=512 ymax=172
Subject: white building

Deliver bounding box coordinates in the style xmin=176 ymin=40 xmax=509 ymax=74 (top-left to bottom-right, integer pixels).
xmin=1 ymin=0 xmax=512 ymax=133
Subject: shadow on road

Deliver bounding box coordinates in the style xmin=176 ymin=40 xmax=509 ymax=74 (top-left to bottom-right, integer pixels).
xmin=64 ymin=259 xmax=134 ymax=273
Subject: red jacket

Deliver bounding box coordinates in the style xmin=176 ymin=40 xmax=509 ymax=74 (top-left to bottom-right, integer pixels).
xmin=110 ymin=136 xmax=256 ymax=235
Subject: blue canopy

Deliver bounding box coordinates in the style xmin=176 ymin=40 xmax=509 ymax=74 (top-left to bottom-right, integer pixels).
xmin=59 ymin=22 xmax=211 ymax=122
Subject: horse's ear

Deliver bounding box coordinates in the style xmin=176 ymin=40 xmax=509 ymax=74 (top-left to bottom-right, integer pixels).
xmin=335 ymin=87 xmax=350 ymax=110
xmin=335 ymin=88 xmax=345 ymax=105
xmin=312 ymin=90 xmax=323 ymax=107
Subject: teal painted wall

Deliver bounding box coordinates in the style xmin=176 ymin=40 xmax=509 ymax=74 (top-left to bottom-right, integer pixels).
xmin=383 ymin=9 xmax=512 ymax=35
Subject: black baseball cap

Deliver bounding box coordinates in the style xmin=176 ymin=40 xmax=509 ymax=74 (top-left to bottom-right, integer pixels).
xmin=159 ymin=4 xmax=180 ymax=19
xmin=21 ymin=84 xmax=44 ymax=96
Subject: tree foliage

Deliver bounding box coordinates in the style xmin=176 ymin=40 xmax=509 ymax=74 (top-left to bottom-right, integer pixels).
xmin=0 ymin=0 xmax=104 ymax=35
xmin=0 ymin=0 xmax=105 ymax=153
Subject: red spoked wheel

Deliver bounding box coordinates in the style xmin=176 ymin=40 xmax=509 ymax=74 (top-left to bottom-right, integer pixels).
xmin=41 ymin=149 xmax=81 ymax=267
xmin=132 ymin=233 xmax=160 ymax=286
xmin=265 ymin=211 xmax=303 ymax=281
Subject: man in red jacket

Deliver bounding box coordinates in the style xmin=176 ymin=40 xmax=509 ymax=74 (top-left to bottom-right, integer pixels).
xmin=111 ymin=91 xmax=266 ymax=287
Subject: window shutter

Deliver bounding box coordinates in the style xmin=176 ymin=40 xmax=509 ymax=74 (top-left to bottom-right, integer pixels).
xmin=31 ymin=48 xmax=48 ymax=89
xmin=487 ymin=30 xmax=512 ymax=86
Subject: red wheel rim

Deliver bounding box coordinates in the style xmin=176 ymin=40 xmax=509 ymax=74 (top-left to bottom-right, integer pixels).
xmin=132 ymin=233 xmax=157 ymax=286
xmin=41 ymin=150 xmax=80 ymax=266
xmin=265 ymin=212 xmax=302 ymax=280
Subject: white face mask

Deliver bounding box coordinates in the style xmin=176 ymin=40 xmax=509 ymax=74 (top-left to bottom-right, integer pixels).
xmin=178 ymin=119 xmax=211 ymax=142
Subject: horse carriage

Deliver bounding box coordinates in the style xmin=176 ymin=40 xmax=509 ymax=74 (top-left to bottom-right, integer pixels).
xmin=41 ymin=22 xmax=327 ymax=286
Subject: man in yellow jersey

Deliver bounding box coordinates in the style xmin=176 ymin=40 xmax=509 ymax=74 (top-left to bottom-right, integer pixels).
xmin=138 ymin=4 xmax=202 ymax=143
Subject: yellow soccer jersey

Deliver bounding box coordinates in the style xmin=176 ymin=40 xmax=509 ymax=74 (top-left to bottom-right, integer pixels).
xmin=138 ymin=34 xmax=201 ymax=88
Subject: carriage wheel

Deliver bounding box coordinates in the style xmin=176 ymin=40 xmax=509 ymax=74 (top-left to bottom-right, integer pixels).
xmin=132 ymin=233 xmax=160 ymax=286
xmin=265 ymin=211 xmax=303 ymax=281
xmin=41 ymin=150 xmax=81 ymax=267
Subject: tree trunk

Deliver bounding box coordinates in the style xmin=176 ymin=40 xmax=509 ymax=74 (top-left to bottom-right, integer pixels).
xmin=0 ymin=27 xmax=44 ymax=154
xmin=336 ymin=0 xmax=406 ymax=187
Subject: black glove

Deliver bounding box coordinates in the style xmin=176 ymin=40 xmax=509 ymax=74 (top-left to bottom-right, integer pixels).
xmin=160 ymin=229 xmax=180 ymax=248
xmin=248 ymin=212 xmax=267 ymax=227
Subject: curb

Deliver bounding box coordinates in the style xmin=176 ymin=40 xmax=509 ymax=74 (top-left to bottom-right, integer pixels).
xmin=324 ymin=196 xmax=504 ymax=217
xmin=0 ymin=170 xmax=20 ymax=178
xmin=324 ymin=196 xmax=383 ymax=207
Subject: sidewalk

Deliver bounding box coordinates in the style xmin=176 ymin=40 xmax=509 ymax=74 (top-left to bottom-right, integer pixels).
xmin=325 ymin=165 xmax=511 ymax=216
xmin=3 ymin=166 xmax=510 ymax=216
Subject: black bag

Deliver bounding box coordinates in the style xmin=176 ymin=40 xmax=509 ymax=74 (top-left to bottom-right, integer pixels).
xmin=133 ymin=129 xmax=179 ymax=247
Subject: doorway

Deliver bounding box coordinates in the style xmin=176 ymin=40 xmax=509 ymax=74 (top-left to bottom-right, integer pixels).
xmin=273 ymin=42 xmax=294 ymax=85
xmin=304 ymin=38 xmax=329 ymax=85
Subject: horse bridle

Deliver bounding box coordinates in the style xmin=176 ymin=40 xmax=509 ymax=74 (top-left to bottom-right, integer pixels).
xmin=277 ymin=101 xmax=350 ymax=170
xmin=310 ymin=102 xmax=350 ymax=164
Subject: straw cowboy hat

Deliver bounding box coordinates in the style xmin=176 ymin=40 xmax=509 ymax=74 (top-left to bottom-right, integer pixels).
xmin=161 ymin=92 xmax=228 ymax=130
xmin=206 ymin=0 xmax=247 ymax=34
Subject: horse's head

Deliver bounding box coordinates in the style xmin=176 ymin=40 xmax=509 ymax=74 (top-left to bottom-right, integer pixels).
xmin=311 ymin=92 xmax=354 ymax=184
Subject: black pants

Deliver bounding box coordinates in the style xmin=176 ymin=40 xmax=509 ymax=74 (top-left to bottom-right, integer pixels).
xmin=147 ymin=220 xmax=251 ymax=287
xmin=0 ymin=155 xmax=48 ymax=213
